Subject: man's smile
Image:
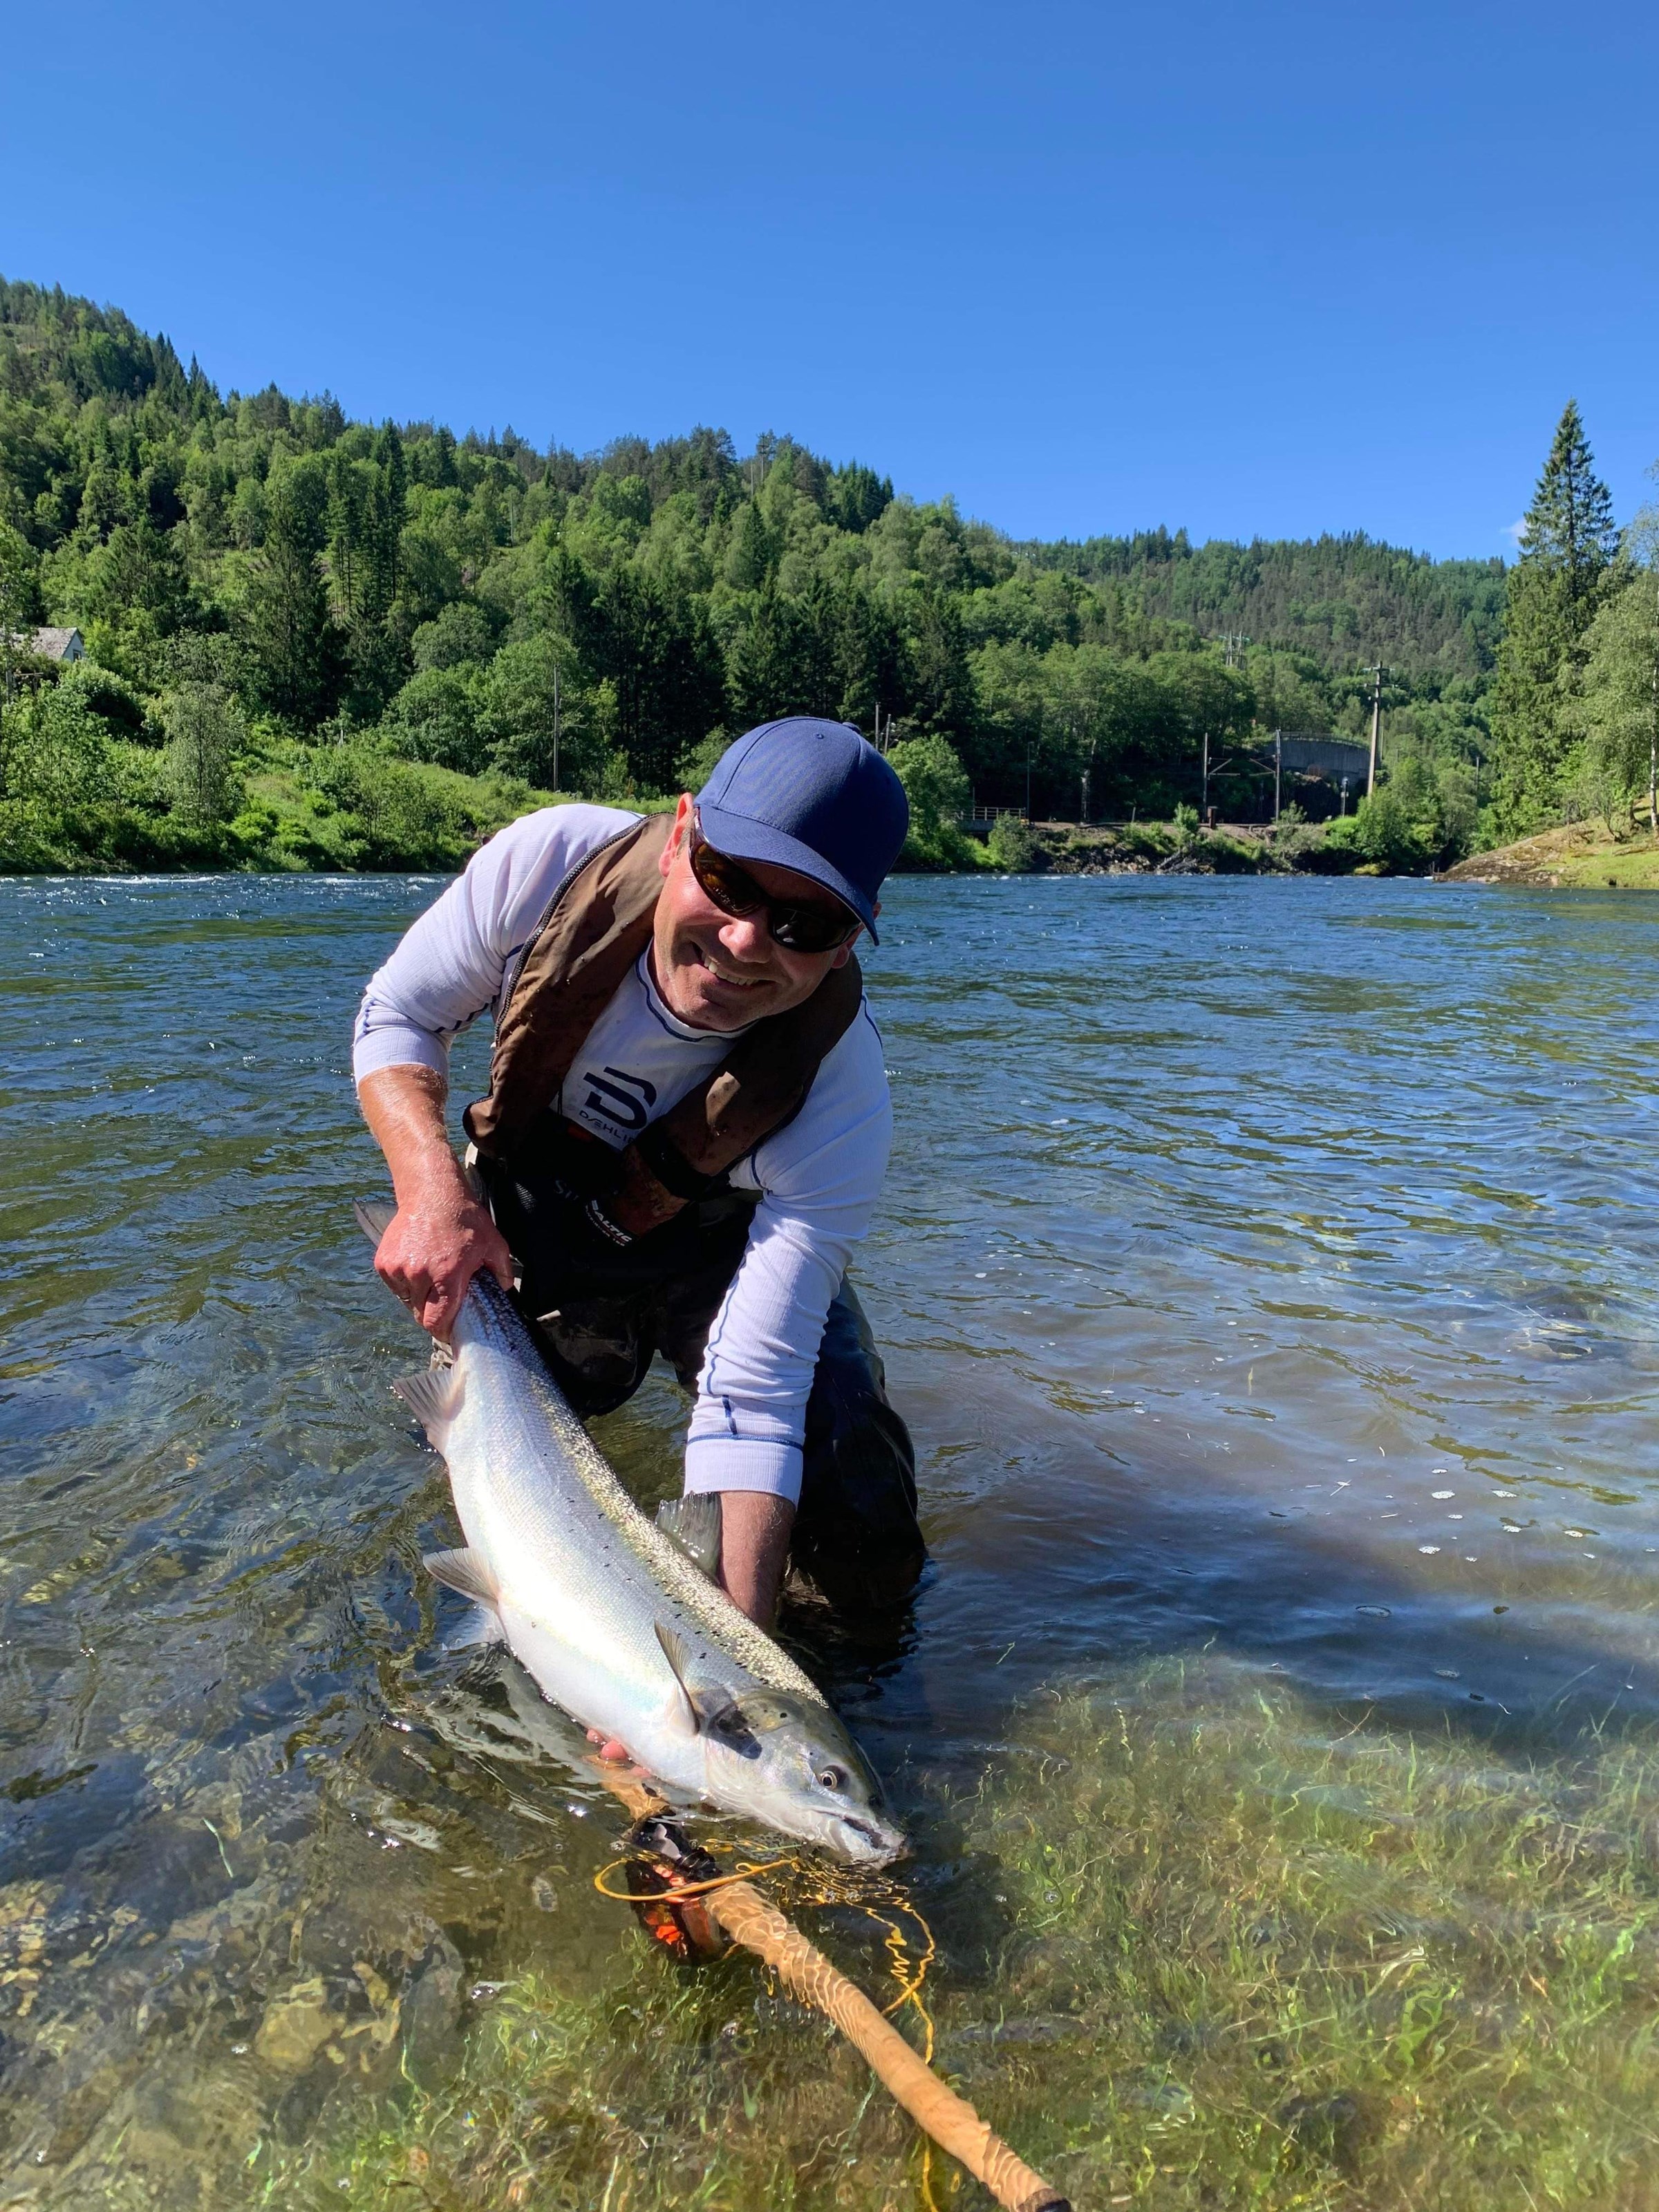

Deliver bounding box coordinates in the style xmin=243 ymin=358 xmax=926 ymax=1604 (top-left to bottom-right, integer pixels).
xmin=694 ymin=946 xmax=770 ymax=991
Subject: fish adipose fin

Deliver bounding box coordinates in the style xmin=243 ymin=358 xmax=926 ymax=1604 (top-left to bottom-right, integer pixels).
xmin=655 ymin=1494 xmax=722 ymax=1580
xmin=422 ymin=1548 xmax=505 ymax=1651
xmin=393 ymin=1367 xmax=464 ymax=1451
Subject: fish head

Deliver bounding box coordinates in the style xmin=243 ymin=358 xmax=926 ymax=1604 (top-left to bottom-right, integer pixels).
xmin=699 ymin=1689 xmax=906 ymax=1868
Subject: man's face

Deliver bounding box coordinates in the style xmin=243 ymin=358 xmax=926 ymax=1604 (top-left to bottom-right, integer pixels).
xmin=652 ymin=794 xmax=861 ymax=1033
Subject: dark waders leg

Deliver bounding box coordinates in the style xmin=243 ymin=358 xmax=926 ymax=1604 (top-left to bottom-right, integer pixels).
xmin=482 ymin=1136 xmax=925 ymax=1615
xmin=657 ymin=1275 xmax=926 ymax=1618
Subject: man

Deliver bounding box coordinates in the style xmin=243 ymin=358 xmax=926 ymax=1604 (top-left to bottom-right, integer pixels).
xmin=353 ymin=715 xmax=923 ymax=1631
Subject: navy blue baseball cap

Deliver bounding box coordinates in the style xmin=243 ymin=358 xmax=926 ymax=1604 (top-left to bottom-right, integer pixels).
xmin=694 ymin=718 xmax=909 ymax=944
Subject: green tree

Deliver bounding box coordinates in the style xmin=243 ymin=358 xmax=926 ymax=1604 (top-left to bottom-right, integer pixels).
xmin=1573 ymin=568 xmax=1659 ymax=837
xmin=592 ymin=568 xmax=724 ymax=792
xmin=0 ymin=521 xmax=37 ymax=733
xmin=888 ymin=731 xmax=973 ymax=866
xmin=478 ymin=632 xmax=595 ymax=789
xmin=163 ymin=680 xmax=245 ymax=825
xmin=723 ymin=499 xmax=771 ymax=590
xmin=241 ymin=475 xmax=341 ymax=727
xmin=1490 ymin=401 xmax=1620 ymax=831
xmin=383 ymin=665 xmax=485 ymax=773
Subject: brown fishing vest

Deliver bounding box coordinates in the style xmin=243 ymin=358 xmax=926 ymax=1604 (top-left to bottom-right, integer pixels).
xmin=463 ymin=812 xmax=863 ymax=1230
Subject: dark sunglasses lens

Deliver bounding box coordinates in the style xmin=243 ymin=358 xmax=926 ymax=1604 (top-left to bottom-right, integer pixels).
xmin=692 ymin=835 xmax=856 ymax=951
xmin=769 ymin=905 xmax=854 ymax=953
xmin=692 ymin=842 xmax=761 ymax=915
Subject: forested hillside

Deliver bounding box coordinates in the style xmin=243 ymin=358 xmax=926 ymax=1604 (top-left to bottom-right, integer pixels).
xmin=0 ymin=277 xmax=1502 ymax=872
xmin=1026 ymin=528 xmax=1505 ymax=687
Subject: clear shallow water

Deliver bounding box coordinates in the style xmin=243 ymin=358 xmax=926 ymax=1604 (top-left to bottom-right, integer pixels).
xmin=2 ymin=870 xmax=1657 ymax=2202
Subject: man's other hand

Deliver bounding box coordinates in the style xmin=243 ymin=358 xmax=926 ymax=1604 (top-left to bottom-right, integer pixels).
xmin=375 ymin=1195 xmax=514 ymax=1338
xmin=717 ymin=1490 xmax=795 ymax=1629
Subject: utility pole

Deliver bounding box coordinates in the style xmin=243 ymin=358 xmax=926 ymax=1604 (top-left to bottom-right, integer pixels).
xmin=1201 ymin=731 xmax=1209 ymax=817
xmin=552 ymin=662 xmax=561 ymax=793
xmin=1273 ymin=729 xmax=1282 ymax=823
xmin=1365 ymin=663 xmax=1387 ymax=799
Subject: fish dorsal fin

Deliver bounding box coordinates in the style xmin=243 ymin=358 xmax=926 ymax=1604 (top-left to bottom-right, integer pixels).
xmin=393 ymin=1367 xmax=464 ymax=1452
xmin=655 ymin=1494 xmax=722 ymax=1580
xmin=422 ymin=1546 xmax=497 ymax=1604
xmin=355 ymin=1197 xmax=396 ymax=1245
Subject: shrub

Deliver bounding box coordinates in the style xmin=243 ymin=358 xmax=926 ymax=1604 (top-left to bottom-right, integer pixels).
xmin=986 ymin=813 xmax=1038 ymax=870
xmin=1323 ymin=789 xmax=1433 ymax=873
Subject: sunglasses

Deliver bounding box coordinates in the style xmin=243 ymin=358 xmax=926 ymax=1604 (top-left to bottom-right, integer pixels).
xmin=688 ymin=815 xmax=861 ymax=955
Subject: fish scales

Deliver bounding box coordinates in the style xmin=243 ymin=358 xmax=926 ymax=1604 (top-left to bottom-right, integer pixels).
xmin=460 ymin=1274 xmax=823 ymax=1705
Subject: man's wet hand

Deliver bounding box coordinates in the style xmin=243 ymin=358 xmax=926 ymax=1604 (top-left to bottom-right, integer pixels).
xmin=373 ymin=1197 xmax=514 ymax=1338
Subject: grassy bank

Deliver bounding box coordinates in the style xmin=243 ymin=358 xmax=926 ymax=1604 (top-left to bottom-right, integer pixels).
xmin=252 ymin=1657 xmax=1659 ymax=2211
xmin=1443 ymin=823 xmax=1659 ymax=889
xmin=0 ymin=727 xmax=578 ymax=875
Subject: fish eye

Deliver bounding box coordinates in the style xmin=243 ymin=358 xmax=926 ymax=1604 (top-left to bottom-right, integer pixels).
xmin=816 ymin=1765 xmax=846 ymax=1792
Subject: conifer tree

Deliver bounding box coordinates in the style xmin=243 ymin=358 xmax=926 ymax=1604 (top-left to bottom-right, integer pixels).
xmin=1490 ymin=401 xmax=1620 ymax=832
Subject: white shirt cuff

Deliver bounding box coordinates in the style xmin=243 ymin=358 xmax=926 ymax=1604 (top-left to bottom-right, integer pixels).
xmin=353 ymin=1026 xmax=450 ymax=1084
xmin=682 ymin=1437 xmax=803 ymax=1503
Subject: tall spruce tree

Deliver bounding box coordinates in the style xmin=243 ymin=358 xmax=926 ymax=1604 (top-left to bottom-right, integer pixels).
xmin=1490 ymin=400 xmax=1620 ymax=832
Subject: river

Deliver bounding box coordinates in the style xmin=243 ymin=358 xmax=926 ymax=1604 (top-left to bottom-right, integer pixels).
xmin=3 ymin=870 xmax=1657 ymax=2209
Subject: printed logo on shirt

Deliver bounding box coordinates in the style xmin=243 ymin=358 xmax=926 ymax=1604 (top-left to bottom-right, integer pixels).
xmin=577 ymin=1065 xmax=658 ymax=1135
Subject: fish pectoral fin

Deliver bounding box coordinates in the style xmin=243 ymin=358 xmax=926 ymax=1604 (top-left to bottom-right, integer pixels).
xmin=653 ymin=1621 xmax=732 ymax=1738
xmin=354 ymin=1197 xmax=396 ymax=1245
xmin=655 ymin=1494 xmax=722 ymax=1580
xmin=393 ymin=1367 xmax=465 ymax=1450
xmin=423 ymin=1546 xmax=498 ymax=1606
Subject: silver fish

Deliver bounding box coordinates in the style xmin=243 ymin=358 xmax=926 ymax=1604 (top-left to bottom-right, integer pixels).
xmin=358 ymin=1202 xmax=903 ymax=1866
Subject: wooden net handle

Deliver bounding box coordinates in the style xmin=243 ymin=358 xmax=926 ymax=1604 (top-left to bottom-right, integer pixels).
xmin=590 ymin=1765 xmax=1069 ymax=2212
xmin=709 ymin=1878 xmax=1069 ymax=2212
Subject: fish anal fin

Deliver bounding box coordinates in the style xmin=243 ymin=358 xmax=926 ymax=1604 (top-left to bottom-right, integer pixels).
xmin=393 ymin=1367 xmax=464 ymax=1450
xmin=655 ymin=1494 xmax=722 ymax=1580
xmin=423 ymin=1546 xmax=497 ymax=1606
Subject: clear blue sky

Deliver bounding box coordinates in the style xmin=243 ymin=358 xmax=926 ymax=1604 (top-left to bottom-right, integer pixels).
xmin=4 ymin=0 xmax=1655 ymax=560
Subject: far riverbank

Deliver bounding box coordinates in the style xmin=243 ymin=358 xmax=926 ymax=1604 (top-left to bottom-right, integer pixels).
xmin=1441 ymin=823 xmax=1659 ymax=890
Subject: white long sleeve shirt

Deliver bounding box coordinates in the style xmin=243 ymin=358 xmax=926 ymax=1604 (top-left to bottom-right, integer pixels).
xmin=353 ymin=805 xmax=892 ymax=1503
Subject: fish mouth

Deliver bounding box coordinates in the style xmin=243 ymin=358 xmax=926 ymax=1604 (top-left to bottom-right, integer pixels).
xmin=831 ymin=1813 xmax=908 ymax=1868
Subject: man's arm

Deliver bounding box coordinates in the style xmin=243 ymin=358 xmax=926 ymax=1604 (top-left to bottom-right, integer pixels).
xmin=360 ymin=1063 xmax=791 ymax=1623
xmin=715 ymin=1491 xmax=795 ymax=1625
xmin=683 ymin=1013 xmax=892 ymax=1623
xmin=358 ymin=1065 xmax=514 ymax=1337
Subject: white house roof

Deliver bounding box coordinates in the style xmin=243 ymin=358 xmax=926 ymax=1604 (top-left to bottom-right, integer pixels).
xmin=30 ymin=626 xmax=84 ymax=660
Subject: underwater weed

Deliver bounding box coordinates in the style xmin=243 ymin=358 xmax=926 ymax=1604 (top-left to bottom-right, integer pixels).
xmin=258 ymin=1656 xmax=1659 ymax=2210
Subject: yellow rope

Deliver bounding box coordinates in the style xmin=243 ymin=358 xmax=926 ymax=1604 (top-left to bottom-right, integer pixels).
xmin=599 ymin=1826 xmax=946 ymax=2206
xmin=591 ymin=1853 xmax=791 ymax=1903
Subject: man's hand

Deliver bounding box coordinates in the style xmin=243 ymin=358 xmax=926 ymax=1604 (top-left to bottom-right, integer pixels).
xmin=373 ymin=1193 xmax=514 ymax=1338
xmin=359 ymin=1064 xmax=514 ymax=1338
